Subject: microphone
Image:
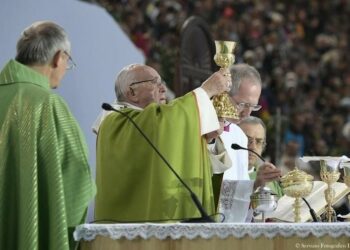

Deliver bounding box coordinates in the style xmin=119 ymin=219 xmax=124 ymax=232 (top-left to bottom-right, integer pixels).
xmin=302 ymin=198 xmax=320 ymax=222
xmin=102 ymin=103 xmax=214 ymax=223
xmin=231 ymin=143 xmax=319 ymax=222
xmin=231 ymin=143 xmax=265 ymax=162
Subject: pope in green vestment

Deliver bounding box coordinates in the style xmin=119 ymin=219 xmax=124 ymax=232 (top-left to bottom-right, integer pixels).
xmin=0 ymin=60 xmax=96 ymax=250
xmin=95 ymin=92 xmax=215 ymax=222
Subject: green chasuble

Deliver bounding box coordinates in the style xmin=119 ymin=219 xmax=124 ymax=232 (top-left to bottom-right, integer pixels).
xmin=249 ymin=170 xmax=284 ymax=197
xmin=0 ymin=60 xmax=96 ymax=250
xmin=95 ymin=92 xmax=215 ymax=222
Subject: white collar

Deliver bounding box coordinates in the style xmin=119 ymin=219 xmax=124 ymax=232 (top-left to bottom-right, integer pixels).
xmin=112 ymin=100 xmax=143 ymax=111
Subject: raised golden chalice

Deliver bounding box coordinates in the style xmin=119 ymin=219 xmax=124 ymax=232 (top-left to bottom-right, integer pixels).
xmin=320 ymin=160 xmax=340 ymax=222
xmin=280 ymin=168 xmax=314 ymax=222
xmin=212 ymin=40 xmax=239 ymax=120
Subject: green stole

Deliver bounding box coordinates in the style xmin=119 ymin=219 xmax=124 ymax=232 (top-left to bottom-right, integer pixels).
xmin=249 ymin=170 xmax=284 ymax=197
xmin=0 ymin=60 xmax=95 ymax=250
xmin=95 ymin=92 xmax=215 ymax=222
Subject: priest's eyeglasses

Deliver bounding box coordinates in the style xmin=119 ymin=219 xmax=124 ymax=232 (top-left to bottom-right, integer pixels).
xmin=129 ymin=77 xmax=162 ymax=87
xmin=64 ymin=51 xmax=77 ymax=70
xmin=247 ymin=135 xmax=266 ymax=148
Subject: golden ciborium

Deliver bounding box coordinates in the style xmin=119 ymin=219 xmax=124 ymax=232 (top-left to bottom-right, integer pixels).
xmin=320 ymin=160 xmax=340 ymax=222
xmin=280 ymin=168 xmax=314 ymax=222
xmin=212 ymin=40 xmax=239 ymax=120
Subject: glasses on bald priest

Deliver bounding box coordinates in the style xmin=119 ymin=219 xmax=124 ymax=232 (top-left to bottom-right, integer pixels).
xmin=129 ymin=77 xmax=162 ymax=87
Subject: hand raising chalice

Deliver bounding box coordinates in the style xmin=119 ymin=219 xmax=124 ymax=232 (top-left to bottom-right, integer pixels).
xmin=212 ymin=40 xmax=239 ymax=121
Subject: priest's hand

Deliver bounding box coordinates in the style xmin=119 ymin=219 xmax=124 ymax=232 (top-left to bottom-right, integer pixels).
xmin=204 ymin=120 xmax=225 ymax=143
xmin=201 ymin=69 xmax=231 ymax=98
xmin=253 ymin=162 xmax=282 ymax=190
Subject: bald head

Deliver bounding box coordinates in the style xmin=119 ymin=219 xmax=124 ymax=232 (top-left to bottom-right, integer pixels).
xmin=114 ymin=64 xmax=167 ymax=108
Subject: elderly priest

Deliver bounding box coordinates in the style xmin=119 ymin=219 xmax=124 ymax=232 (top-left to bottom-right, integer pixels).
xmin=94 ymin=63 xmax=231 ymax=222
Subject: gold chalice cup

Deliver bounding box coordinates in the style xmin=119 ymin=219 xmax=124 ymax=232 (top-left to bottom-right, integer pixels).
xmin=280 ymin=168 xmax=314 ymax=222
xmin=320 ymin=160 xmax=340 ymax=222
xmin=212 ymin=40 xmax=239 ymax=120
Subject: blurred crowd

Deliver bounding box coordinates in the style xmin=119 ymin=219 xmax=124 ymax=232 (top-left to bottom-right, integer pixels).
xmin=84 ymin=0 xmax=350 ymax=177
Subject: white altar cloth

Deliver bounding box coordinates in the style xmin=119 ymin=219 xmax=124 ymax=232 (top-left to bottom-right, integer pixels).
xmin=74 ymin=222 xmax=350 ymax=241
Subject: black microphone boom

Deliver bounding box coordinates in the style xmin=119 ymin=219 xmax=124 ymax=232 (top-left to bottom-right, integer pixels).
xmin=302 ymin=198 xmax=320 ymax=222
xmin=231 ymin=143 xmax=265 ymax=162
xmin=102 ymin=103 xmax=214 ymax=223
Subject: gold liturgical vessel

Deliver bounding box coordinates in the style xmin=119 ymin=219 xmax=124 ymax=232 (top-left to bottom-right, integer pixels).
xmin=320 ymin=160 xmax=340 ymax=222
xmin=280 ymin=168 xmax=314 ymax=222
xmin=212 ymin=40 xmax=239 ymax=119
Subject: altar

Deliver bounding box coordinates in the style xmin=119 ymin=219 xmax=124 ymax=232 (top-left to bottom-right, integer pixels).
xmin=74 ymin=222 xmax=350 ymax=250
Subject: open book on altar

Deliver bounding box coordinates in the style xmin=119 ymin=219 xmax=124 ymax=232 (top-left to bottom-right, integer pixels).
xmin=256 ymin=181 xmax=350 ymax=222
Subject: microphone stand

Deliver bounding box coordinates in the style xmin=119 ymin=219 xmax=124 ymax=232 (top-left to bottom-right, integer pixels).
xmin=102 ymin=103 xmax=214 ymax=223
xmin=302 ymin=197 xmax=320 ymax=222
xmin=231 ymin=143 xmax=319 ymax=222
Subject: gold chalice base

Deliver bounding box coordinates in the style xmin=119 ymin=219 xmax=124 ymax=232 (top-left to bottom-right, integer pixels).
xmin=212 ymin=92 xmax=239 ymax=119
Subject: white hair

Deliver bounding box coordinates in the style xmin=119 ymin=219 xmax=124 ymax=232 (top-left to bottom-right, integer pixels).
xmin=228 ymin=64 xmax=262 ymax=96
xmin=15 ymin=21 xmax=70 ymax=66
xmin=239 ymin=116 xmax=267 ymax=138
xmin=114 ymin=63 xmax=144 ymax=101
